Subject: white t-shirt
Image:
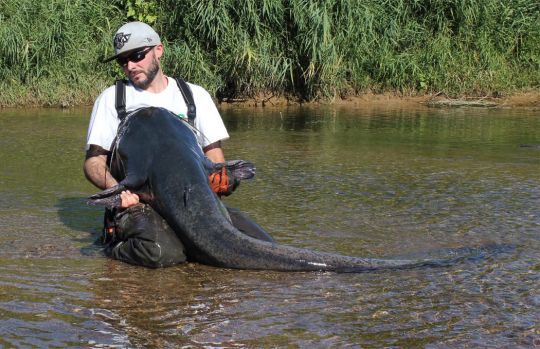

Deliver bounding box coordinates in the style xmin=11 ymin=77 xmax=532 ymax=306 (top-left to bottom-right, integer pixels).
xmin=86 ymin=76 xmax=229 ymax=151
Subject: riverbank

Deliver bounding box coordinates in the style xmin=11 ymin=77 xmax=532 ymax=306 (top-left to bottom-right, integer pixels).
xmin=218 ymin=91 xmax=540 ymax=110
xmin=3 ymin=0 xmax=538 ymax=112
xmin=0 ymin=91 xmax=538 ymax=112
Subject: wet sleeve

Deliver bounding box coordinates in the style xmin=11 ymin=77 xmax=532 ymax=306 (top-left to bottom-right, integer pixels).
xmin=86 ymin=87 xmax=120 ymax=151
xmin=193 ymin=86 xmax=230 ymax=147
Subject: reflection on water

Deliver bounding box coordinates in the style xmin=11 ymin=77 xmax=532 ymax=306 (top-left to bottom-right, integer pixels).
xmin=0 ymin=105 xmax=538 ymax=347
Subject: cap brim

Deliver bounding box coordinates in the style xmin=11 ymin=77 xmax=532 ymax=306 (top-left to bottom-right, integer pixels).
xmin=102 ymin=54 xmax=119 ymax=63
xmin=101 ymin=47 xmax=141 ymax=63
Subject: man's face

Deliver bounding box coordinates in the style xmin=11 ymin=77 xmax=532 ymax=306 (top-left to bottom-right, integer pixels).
xmin=118 ymin=45 xmax=162 ymax=89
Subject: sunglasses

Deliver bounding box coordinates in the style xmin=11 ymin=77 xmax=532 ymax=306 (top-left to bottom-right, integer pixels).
xmin=117 ymin=46 xmax=154 ymax=66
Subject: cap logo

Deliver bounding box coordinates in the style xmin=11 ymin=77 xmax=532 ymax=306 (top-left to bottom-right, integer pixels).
xmin=113 ymin=32 xmax=131 ymax=50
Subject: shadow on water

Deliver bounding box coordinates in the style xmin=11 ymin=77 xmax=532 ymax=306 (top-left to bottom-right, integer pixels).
xmin=55 ymin=195 xmax=105 ymax=256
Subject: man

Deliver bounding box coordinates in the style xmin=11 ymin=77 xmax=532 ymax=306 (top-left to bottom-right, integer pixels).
xmin=84 ymin=22 xmax=233 ymax=267
xmin=85 ymin=21 xmax=230 ymax=205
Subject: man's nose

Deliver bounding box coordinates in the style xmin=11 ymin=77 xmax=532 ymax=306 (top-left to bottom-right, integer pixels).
xmin=126 ymin=60 xmax=138 ymax=70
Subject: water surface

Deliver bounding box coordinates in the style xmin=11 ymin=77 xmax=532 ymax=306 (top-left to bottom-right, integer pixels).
xmin=0 ymin=105 xmax=538 ymax=348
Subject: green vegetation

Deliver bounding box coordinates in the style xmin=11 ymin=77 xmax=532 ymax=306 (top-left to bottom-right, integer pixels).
xmin=0 ymin=0 xmax=538 ymax=107
xmin=0 ymin=0 xmax=124 ymax=106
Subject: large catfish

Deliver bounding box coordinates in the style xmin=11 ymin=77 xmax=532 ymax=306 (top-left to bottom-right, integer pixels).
xmin=89 ymin=107 xmax=482 ymax=272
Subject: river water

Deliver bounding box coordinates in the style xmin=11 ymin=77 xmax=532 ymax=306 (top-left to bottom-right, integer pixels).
xmin=0 ymin=105 xmax=538 ymax=348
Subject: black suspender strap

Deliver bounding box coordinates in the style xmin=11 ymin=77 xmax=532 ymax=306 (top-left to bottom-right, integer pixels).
xmin=175 ymin=77 xmax=196 ymax=126
xmin=115 ymin=79 xmax=127 ymax=121
xmin=114 ymin=78 xmax=196 ymax=124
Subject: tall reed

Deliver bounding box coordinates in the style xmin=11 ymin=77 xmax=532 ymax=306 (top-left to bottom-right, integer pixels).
xmin=159 ymin=0 xmax=539 ymax=100
xmin=0 ymin=0 xmax=538 ymax=106
xmin=0 ymin=0 xmax=123 ymax=106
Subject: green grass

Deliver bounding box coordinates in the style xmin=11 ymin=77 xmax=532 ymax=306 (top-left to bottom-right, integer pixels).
xmin=0 ymin=0 xmax=538 ymax=107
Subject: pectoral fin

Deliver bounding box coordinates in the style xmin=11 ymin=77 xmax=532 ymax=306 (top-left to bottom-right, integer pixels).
xmin=226 ymin=160 xmax=256 ymax=180
xmin=210 ymin=160 xmax=256 ymax=180
xmin=87 ymin=184 xmax=126 ymax=209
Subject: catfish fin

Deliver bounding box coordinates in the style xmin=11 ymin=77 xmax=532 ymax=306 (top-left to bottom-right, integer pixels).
xmin=87 ymin=184 xmax=126 ymax=209
xmin=225 ymin=160 xmax=256 ymax=180
xmin=209 ymin=160 xmax=256 ymax=180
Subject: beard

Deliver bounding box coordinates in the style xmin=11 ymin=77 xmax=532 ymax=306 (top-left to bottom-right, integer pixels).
xmin=130 ymin=57 xmax=160 ymax=89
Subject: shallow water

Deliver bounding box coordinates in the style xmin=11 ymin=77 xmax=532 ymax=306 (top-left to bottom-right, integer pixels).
xmin=0 ymin=105 xmax=538 ymax=348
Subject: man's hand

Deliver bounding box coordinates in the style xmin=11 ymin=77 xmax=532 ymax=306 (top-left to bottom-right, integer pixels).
xmin=209 ymin=167 xmax=239 ymax=197
xmin=120 ymin=190 xmax=140 ymax=208
xmin=85 ymin=146 xmax=139 ymax=209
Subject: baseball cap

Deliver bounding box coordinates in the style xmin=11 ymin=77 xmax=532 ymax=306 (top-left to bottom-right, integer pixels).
xmin=102 ymin=22 xmax=162 ymax=63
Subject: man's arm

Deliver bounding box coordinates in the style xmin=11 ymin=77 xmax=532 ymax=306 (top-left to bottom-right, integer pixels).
xmin=84 ymin=155 xmax=118 ymax=190
xmin=84 ymin=146 xmax=139 ymax=207
xmin=83 ymin=145 xmax=117 ymax=190
xmin=203 ymin=141 xmax=225 ymax=163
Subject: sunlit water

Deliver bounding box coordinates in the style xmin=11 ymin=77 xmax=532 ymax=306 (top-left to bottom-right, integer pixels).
xmin=0 ymin=105 xmax=538 ymax=348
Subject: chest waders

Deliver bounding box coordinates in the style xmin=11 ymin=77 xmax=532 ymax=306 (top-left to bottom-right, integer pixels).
xmin=101 ymin=78 xmax=196 ymax=268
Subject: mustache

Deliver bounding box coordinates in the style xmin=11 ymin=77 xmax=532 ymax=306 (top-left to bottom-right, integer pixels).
xmin=129 ymin=70 xmax=146 ymax=77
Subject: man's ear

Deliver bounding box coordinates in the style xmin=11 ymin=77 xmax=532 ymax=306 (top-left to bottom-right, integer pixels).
xmin=154 ymin=44 xmax=164 ymax=59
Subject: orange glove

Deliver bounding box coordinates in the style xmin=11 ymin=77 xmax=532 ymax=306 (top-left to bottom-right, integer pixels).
xmin=209 ymin=167 xmax=239 ymax=197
